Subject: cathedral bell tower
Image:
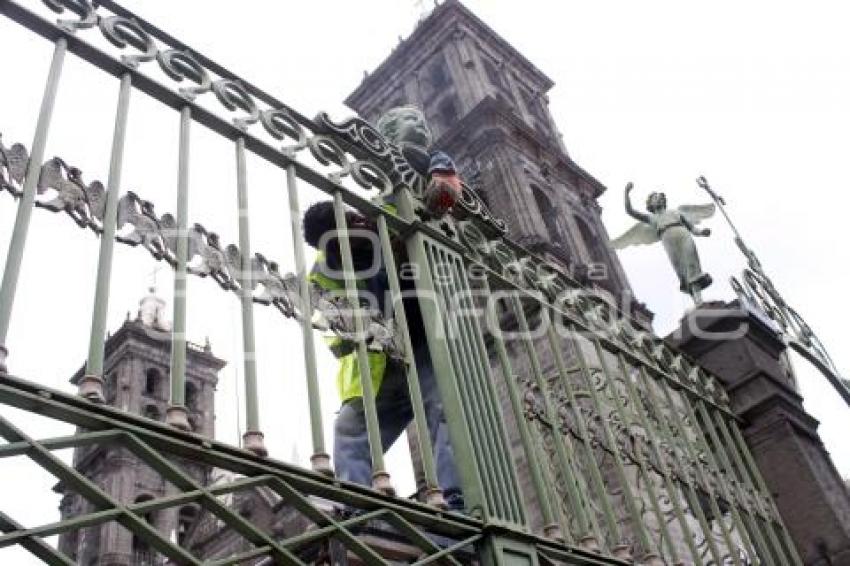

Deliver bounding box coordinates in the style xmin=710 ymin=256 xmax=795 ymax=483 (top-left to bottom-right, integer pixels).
xmin=345 ymin=0 xmax=650 ymax=323
xmin=56 ymin=288 xmax=225 ymax=565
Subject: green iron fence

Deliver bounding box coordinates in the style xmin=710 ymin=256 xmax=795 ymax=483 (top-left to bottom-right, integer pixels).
xmin=0 ymin=1 xmax=803 ymax=564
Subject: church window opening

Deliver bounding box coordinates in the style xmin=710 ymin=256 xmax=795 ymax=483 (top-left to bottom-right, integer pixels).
xmin=177 ymin=505 xmax=197 ymax=546
xmin=532 ymin=185 xmax=560 ymax=241
xmin=185 ymin=381 xmax=198 ymax=412
xmin=144 ymin=368 xmax=161 ymax=397
xmin=132 ymin=495 xmax=157 ymax=564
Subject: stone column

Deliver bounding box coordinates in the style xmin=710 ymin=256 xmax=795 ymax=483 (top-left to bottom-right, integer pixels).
xmin=668 ymin=301 xmax=850 ymax=565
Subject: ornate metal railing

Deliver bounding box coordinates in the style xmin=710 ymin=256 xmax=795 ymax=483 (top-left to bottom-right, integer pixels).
xmin=0 ymin=1 xmax=803 ymax=564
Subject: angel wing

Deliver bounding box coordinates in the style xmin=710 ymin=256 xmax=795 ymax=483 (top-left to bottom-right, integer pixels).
xmin=610 ymin=222 xmax=659 ymax=250
xmin=678 ymin=203 xmax=715 ymax=225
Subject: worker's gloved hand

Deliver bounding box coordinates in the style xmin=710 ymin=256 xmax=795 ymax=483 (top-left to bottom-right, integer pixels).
xmin=423 ymin=172 xmax=462 ymax=218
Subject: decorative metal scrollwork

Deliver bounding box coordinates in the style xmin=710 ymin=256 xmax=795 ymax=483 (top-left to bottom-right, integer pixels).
xmin=0 ymin=142 xmax=400 ymax=356
xmin=36 ymin=157 xmax=106 ymax=231
xmin=697 ymin=176 xmax=847 ymax=405
xmin=156 ymin=49 xmax=211 ymax=100
xmin=115 ymin=191 xmax=167 ymax=259
xmin=98 ymin=15 xmax=157 ymax=68
xmin=212 ymin=79 xmax=259 ymax=130
xmin=0 ymin=135 xmax=28 ymax=198
xmin=43 ymin=0 xmax=97 ymax=32
xmin=732 ymin=265 xmax=841 ymax=383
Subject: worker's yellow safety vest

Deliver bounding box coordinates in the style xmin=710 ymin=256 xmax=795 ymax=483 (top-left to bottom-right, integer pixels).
xmin=307 ymin=251 xmax=388 ymax=402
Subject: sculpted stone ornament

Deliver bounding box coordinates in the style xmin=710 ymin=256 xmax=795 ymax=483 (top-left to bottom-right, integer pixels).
xmin=613 ymin=182 xmax=715 ymax=305
xmin=374 ymin=105 xmax=462 ymax=219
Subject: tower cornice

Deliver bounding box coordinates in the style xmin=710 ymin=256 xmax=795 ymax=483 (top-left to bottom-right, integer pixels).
xmin=436 ymin=96 xmax=606 ymax=199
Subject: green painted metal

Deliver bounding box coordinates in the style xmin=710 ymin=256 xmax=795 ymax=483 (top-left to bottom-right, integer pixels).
xmin=402 ymin=227 xmax=488 ymax=519
xmin=169 ymin=106 xmax=192 ymax=411
xmin=0 ymin=509 xmax=76 ymax=566
xmin=331 ymin=190 xmax=387 ymax=488
xmin=680 ymin=395 xmax=759 ymax=563
xmin=284 ymin=163 xmax=328 ymax=470
xmin=482 ymin=281 xmax=563 ymax=540
xmin=590 ymin=341 xmax=677 ymax=562
xmin=0 ymin=373 xmax=484 ymax=565
xmin=569 ymin=331 xmax=653 ymax=557
xmin=651 ymin=372 xmax=745 ymax=566
xmin=235 ymin=137 xmax=262 ymax=437
xmin=507 ymin=298 xmax=591 ymax=541
xmin=543 ymin=315 xmax=622 ymax=548
xmin=375 ymin=215 xmax=440 ymax=495
xmin=85 ymin=72 xmax=132 ymax=381
xmin=694 ymin=400 xmax=777 ymax=565
xmin=612 ymin=353 xmax=705 ymax=566
xmin=706 ymin=406 xmax=787 ymax=565
xmin=0 ymin=415 xmax=202 ymax=565
xmin=426 ymin=246 xmax=500 ymax=518
xmin=0 ymin=2 xmax=807 ymax=565
xmin=632 ymin=363 xmax=727 ymax=565
xmin=0 ymin=38 xmax=67 ymax=360
xmin=727 ymin=420 xmax=804 ymax=566
xmin=432 ymin=246 xmax=525 ymax=525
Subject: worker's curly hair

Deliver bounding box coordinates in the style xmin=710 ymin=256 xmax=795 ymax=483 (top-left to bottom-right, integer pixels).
xmin=302 ymin=201 xmax=337 ymax=249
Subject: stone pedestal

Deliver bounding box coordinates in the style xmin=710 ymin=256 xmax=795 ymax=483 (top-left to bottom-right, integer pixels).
xmin=669 ymin=301 xmax=850 ymax=566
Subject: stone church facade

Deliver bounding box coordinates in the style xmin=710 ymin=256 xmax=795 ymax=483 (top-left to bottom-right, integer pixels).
xmin=345 ymin=0 xmax=651 ymax=326
xmin=56 ymin=290 xmax=224 ymax=565
xmin=53 ymin=1 xmax=849 ymax=564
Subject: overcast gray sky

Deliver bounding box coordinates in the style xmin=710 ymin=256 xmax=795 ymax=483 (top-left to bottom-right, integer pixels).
xmin=0 ymin=1 xmax=848 ymax=562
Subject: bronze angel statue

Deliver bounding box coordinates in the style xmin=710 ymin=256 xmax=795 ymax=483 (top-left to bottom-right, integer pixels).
xmin=612 ymin=182 xmax=715 ymax=305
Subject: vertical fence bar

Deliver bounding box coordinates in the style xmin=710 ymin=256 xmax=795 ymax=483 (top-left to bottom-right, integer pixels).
xmin=678 ymin=393 xmax=759 ymax=563
xmin=78 ymin=72 xmax=132 ymax=402
xmin=482 ymin=282 xmax=563 ymax=540
xmin=166 ymin=107 xmax=192 ymax=431
xmin=727 ymin=416 xmax=804 ymax=566
xmin=506 ymin=297 xmax=591 ymax=543
xmin=331 ymin=191 xmax=392 ymax=494
xmin=710 ymin=407 xmax=790 ymax=565
xmin=375 ymin=215 xmax=444 ymax=506
xmin=234 ymin=137 xmax=266 ymax=456
xmin=591 ymin=342 xmax=678 ymax=565
xmin=545 ymin=312 xmax=622 ymax=549
xmin=614 ymin=353 xmax=706 ymax=566
xmin=404 ymin=233 xmax=487 ymax=517
xmin=568 ymin=329 xmax=655 ymax=562
xmin=430 ymin=249 xmax=504 ymax=519
xmin=694 ymin=400 xmax=776 ymax=565
xmin=439 ymin=250 xmax=526 ymax=524
xmin=0 ymin=38 xmax=67 ymax=372
xmin=651 ymin=372 xmax=745 ymax=566
xmin=634 ymin=363 xmax=726 ymax=566
xmin=284 ymin=164 xmax=330 ymax=473
xmin=393 ymin=186 xmax=488 ymax=516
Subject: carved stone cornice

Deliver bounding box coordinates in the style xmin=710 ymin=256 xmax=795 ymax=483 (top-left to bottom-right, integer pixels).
xmin=434 ymin=96 xmax=607 ymax=199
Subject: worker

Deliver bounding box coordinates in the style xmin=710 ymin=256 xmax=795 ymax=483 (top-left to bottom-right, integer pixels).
xmin=302 ymin=105 xmax=465 ymax=510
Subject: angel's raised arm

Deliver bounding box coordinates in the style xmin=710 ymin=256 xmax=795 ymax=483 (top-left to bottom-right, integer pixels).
xmin=624 ymin=182 xmax=650 ymax=223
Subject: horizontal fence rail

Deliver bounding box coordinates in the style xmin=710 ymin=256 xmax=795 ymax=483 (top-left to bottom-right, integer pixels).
xmin=0 ymin=1 xmax=803 ymax=565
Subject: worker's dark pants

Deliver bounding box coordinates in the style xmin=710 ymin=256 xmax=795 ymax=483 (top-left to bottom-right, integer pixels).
xmin=333 ymin=340 xmax=463 ymax=504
